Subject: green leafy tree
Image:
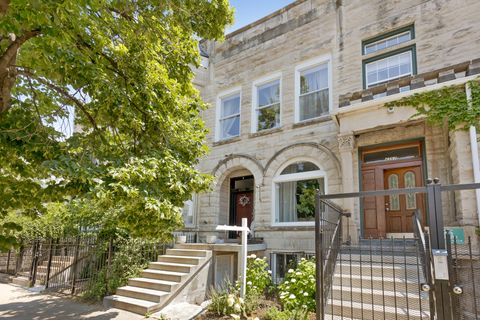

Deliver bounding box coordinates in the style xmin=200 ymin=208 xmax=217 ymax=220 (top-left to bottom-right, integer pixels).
xmin=0 ymin=0 xmax=234 ymax=249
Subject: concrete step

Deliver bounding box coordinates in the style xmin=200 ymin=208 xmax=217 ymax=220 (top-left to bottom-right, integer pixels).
xmin=157 ymin=255 xmax=201 ymax=265
xmin=337 ymin=253 xmax=419 ymax=264
xmin=148 ymin=262 xmax=193 ymax=273
xmin=327 ymin=298 xmax=430 ymax=320
xmin=331 ymin=285 xmax=429 ymax=309
xmin=128 ymin=278 xmax=178 ymax=292
xmin=12 ymin=276 xmax=30 ymax=287
xmin=104 ymin=295 xmax=158 ymax=315
xmin=165 ymin=249 xmax=209 ymax=257
xmin=332 ymin=274 xmax=420 ymax=292
xmin=141 ymin=269 xmax=188 ymax=282
xmin=116 ymin=286 xmax=169 ymax=303
xmin=335 ymin=262 xmax=424 ymax=278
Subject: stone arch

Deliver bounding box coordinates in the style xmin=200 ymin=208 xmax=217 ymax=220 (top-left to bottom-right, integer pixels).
xmin=212 ymin=154 xmax=264 ymax=191
xmin=264 ymin=142 xmax=341 ymax=178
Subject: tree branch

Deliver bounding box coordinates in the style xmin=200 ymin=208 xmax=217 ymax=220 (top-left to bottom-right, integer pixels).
xmin=0 ymin=30 xmax=40 ymax=70
xmin=17 ymin=68 xmax=107 ymax=144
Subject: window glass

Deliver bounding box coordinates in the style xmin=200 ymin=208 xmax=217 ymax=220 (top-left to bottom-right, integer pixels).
xmin=256 ymin=80 xmax=280 ymax=131
xmin=364 ymin=31 xmax=412 ymax=55
xmin=275 ymin=162 xmax=324 ymax=223
xmin=363 ymin=146 xmax=419 ymax=163
xmin=219 ymin=93 xmax=240 ymax=140
xmin=405 ymin=171 xmax=417 ymax=210
xmin=273 ymin=253 xmax=300 ymax=283
xmin=182 ymin=199 xmax=195 ymax=227
xmin=388 ymin=174 xmax=400 ymax=211
xmin=365 ymin=51 xmax=412 ymax=87
xmin=299 ymin=64 xmax=329 ymax=121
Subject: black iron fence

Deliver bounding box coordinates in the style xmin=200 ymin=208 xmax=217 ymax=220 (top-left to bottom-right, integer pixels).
xmin=0 ymin=236 xmax=167 ymax=296
xmin=315 ymin=179 xmax=480 ymax=320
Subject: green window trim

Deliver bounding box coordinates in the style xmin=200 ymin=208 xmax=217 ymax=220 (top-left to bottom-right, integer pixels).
xmin=362 ymin=24 xmax=416 ymax=54
xmin=362 ymin=44 xmax=417 ymax=89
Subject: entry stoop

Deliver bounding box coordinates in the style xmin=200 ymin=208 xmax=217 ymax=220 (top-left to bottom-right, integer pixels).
xmin=104 ymin=248 xmax=212 ymax=315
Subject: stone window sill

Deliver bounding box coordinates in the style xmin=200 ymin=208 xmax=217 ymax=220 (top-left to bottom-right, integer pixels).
xmin=212 ymin=136 xmax=241 ymax=147
xmin=248 ymin=127 xmax=283 ymax=139
xmin=292 ymin=115 xmax=332 ymax=129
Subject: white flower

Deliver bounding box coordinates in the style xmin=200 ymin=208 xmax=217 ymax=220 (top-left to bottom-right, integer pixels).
xmin=231 ymin=314 xmax=240 ymax=320
xmin=234 ymin=303 xmax=241 ymax=312
xmin=296 ymin=272 xmax=302 ymax=276
xmin=247 ymin=281 xmax=252 ymax=285
xmin=304 ymin=292 xmax=309 ymax=296
xmin=249 ymin=254 xmax=257 ymax=259
xmin=239 ymin=298 xmax=244 ymax=304
xmin=227 ymin=295 xmax=235 ymax=307
xmin=267 ymin=270 xmax=272 ymax=274
xmin=291 ymin=279 xmax=297 ymax=283
xmin=288 ymin=269 xmax=294 ymax=273
xmin=289 ymin=294 xmax=296 ymax=299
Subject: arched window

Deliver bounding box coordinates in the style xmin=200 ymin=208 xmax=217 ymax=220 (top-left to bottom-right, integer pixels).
xmin=273 ymin=161 xmax=326 ymax=225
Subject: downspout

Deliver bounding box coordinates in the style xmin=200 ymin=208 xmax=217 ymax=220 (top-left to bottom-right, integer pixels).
xmin=466 ymin=82 xmax=480 ymax=224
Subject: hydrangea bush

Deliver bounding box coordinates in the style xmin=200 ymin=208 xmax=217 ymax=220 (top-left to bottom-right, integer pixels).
xmin=278 ymin=258 xmax=316 ymax=312
xmin=246 ymin=254 xmax=272 ymax=295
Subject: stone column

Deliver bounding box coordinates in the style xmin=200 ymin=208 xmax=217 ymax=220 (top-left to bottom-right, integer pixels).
xmin=338 ymin=133 xmax=359 ymax=243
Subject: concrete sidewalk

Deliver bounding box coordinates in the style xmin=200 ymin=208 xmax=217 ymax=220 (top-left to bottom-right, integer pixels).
xmin=0 ymin=282 xmax=144 ymax=320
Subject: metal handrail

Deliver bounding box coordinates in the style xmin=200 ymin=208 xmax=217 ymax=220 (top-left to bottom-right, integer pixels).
xmin=315 ymin=198 xmax=349 ymax=320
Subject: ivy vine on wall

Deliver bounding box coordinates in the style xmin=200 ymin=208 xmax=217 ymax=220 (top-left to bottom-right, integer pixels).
xmin=385 ymin=79 xmax=480 ymax=130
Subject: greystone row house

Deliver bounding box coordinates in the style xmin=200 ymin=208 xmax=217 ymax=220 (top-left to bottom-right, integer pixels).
xmin=185 ymin=0 xmax=480 ymax=284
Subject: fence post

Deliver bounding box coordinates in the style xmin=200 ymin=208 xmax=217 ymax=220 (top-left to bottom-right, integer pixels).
xmin=45 ymin=239 xmax=54 ymax=289
xmin=6 ymin=249 xmax=11 ymax=274
xmin=315 ymin=192 xmax=324 ymax=320
xmin=29 ymin=240 xmax=39 ymax=287
xmin=70 ymin=236 xmax=80 ymax=295
xmin=426 ymin=178 xmax=453 ymax=320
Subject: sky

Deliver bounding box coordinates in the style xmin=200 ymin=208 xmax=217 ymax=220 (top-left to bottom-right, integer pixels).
xmin=227 ymin=0 xmax=296 ymax=33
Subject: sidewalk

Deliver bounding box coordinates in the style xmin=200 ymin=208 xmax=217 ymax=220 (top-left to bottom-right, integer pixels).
xmin=0 ymin=282 xmax=144 ymax=320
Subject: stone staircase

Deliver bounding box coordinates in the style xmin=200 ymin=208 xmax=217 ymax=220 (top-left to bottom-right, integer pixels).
xmin=324 ymin=240 xmax=430 ymax=320
xmin=104 ymin=247 xmax=212 ymax=315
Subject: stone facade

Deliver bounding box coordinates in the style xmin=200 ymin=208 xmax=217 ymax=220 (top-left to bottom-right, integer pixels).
xmin=189 ymin=0 xmax=480 ymax=263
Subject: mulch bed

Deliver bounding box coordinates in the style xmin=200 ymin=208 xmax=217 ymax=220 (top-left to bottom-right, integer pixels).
xmin=195 ymin=298 xmax=316 ymax=319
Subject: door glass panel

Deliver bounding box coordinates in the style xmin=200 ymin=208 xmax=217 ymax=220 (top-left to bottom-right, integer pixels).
xmin=388 ymin=174 xmax=400 ymax=211
xmin=405 ymin=171 xmax=417 ymax=209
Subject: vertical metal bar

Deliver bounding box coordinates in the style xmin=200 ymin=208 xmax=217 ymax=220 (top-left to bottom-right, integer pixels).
xmin=414 ymin=235 xmax=424 ymax=318
xmin=381 ymin=238 xmax=386 ymax=318
xmin=30 ymin=240 xmax=39 ymax=287
xmin=45 ymin=239 xmax=54 ymax=289
xmin=315 ymin=193 xmax=323 ymax=320
xmin=403 ymin=237 xmax=410 ymax=320
xmin=6 ymin=250 xmax=11 ymax=274
xmin=392 ymin=237 xmax=398 ymax=320
xmin=468 ymin=236 xmax=479 ymax=320
xmin=70 ymin=236 xmax=80 ymax=295
xmin=370 ymin=237 xmax=375 ymax=320
xmin=349 ymin=244 xmax=353 ymax=319
xmin=360 ymin=239 xmax=364 ymax=320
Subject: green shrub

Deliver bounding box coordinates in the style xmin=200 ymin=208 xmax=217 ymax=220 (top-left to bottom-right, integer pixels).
xmin=208 ymin=282 xmax=260 ymax=319
xmin=246 ymin=254 xmax=272 ymax=295
xmin=264 ymin=307 xmax=310 ymax=320
xmin=278 ymin=258 xmax=316 ymax=312
xmin=82 ymin=237 xmax=153 ymax=301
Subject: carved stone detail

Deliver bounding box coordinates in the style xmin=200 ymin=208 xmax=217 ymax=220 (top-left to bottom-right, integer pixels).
xmin=338 ymin=134 xmax=355 ymax=152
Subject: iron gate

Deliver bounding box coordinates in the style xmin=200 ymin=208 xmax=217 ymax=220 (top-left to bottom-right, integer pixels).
xmin=316 ymin=179 xmax=480 ymax=320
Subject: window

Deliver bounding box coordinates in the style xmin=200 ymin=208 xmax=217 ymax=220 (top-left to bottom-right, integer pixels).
xmin=364 ymin=30 xmax=412 ymax=55
xmin=181 ymin=198 xmax=195 ymax=227
xmin=362 ymin=25 xmax=416 ymax=88
xmin=217 ymin=90 xmax=241 ymax=141
xmin=252 ymin=75 xmax=281 ymax=132
xmin=272 ymin=161 xmax=326 ymax=225
xmin=295 ymin=57 xmax=331 ymax=122
xmin=271 ymin=252 xmax=301 ymax=284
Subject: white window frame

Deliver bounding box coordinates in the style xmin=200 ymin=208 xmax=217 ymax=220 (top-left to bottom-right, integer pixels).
xmin=271 ymin=159 xmax=327 ymax=227
xmin=294 ymin=55 xmax=332 ymax=123
xmin=365 ymin=50 xmax=413 ymax=88
xmin=251 ymin=72 xmax=282 ymax=133
xmin=215 ymin=87 xmax=242 ymax=142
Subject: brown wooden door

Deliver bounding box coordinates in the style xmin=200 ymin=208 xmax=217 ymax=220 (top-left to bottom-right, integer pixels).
xmin=383 ymin=166 xmax=424 ymax=233
xmin=234 ymin=191 xmax=253 ymax=228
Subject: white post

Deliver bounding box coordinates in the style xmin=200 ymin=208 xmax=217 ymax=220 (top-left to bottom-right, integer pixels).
xmin=466 ymin=82 xmax=480 ymax=224
xmin=240 ymin=217 xmax=248 ymax=298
